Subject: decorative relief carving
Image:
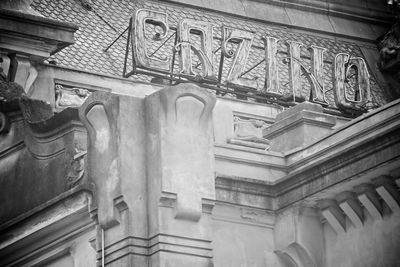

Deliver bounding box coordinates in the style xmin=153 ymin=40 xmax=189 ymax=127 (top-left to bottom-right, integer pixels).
xmin=66 ymin=149 xmax=87 ymax=189
xmin=229 ymin=116 xmax=270 ymax=150
xmin=55 ymin=84 xmax=91 ymax=109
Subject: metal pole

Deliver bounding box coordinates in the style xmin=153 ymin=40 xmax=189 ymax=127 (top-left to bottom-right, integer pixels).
xmin=102 ymin=228 xmax=105 ymax=267
xmin=104 ymin=26 xmax=129 ymax=52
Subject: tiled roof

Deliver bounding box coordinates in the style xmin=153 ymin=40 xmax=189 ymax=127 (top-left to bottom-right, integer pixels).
xmin=31 ymin=0 xmax=390 ymax=108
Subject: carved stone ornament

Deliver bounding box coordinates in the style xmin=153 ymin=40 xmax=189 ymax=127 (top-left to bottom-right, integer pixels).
xmin=55 ymin=84 xmax=91 ymax=108
xmin=229 ymin=116 xmax=270 ymax=150
xmin=66 ymin=149 xmax=87 ymax=189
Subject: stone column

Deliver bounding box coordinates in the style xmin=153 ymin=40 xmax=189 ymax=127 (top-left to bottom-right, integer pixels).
xmin=145 ymin=83 xmax=216 ymax=266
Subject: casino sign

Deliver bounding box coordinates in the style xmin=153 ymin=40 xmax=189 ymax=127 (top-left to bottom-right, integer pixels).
xmin=123 ymin=9 xmax=373 ymax=114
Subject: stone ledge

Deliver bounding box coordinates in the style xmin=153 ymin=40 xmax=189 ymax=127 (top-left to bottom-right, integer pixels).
xmin=0 ymin=188 xmax=94 ymax=266
xmin=0 ymin=8 xmax=78 ymax=61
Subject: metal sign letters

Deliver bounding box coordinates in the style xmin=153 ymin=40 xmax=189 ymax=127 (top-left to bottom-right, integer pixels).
xmin=125 ymin=9 xmax=372 ymax=114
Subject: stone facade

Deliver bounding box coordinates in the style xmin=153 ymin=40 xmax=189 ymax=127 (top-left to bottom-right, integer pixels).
xmin=0 ymin=1 xmax=400 ymax=267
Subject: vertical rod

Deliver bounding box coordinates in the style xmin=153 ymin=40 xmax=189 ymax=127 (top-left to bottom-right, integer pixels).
xmin=123 ymin=20 xmax=132 ymax=78
xmin=217 ymin=41 xmax=225 ymax=94
xmin=101 ymin=228 xmax=105 ymax=267
xmin=170 ymin=29 xmax=178 ymax=84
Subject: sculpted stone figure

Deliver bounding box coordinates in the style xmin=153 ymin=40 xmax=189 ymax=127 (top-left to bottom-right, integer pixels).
xmin=378 ymin=19 xmax=400 ymax=99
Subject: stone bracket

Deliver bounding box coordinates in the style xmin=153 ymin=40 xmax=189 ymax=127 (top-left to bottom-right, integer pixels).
xmin=79 ymin=92 xmax=122 ymax=229
xmin=337 ymin=191 xmax=363 ymax=228
xmin=374 ymin=175 xmax=400 ymax=212
xmin=355 ymin=183 xmax=383 ymax=220
xmin=319 ymin=199 xmax=346 ymax=234
xmin=146 ymin=83 xmax=216 ymax=222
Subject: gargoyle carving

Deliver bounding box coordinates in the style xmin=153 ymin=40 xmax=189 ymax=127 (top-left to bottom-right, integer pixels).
xmin=0 ymin=80 xmax=26 ymax=102
xmin=377 ymin=19 xmax=400 ymax=99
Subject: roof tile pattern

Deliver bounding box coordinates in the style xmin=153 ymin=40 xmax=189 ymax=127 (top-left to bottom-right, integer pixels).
xmin=31 ymin=0 xmax=389 ymax=108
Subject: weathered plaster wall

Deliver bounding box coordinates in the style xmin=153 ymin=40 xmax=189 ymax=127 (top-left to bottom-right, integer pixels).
xmin=212 ymin=204 xmax=275 ymax=267
xmin=324 ymin=209 xmax=400 ymax=267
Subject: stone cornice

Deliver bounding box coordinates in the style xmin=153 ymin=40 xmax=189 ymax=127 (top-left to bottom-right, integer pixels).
xmin=215 ymin=99 xmax=400 ymax=210
xmin=0 ymin=188 xmax=94 ymax=266
xmin=0 ymin=9 xmax=78 ymax=35
xmin=286 ymin=98 xmax=400 ymax=169
xmin=0 ymin=8 xmax=78 ymax=60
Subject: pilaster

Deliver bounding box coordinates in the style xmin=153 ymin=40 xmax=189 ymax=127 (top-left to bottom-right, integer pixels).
xmin=145 ymin=83 xmax=216 ymax=266
xmin=79 ymin=92 xmax=148 ymax=266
